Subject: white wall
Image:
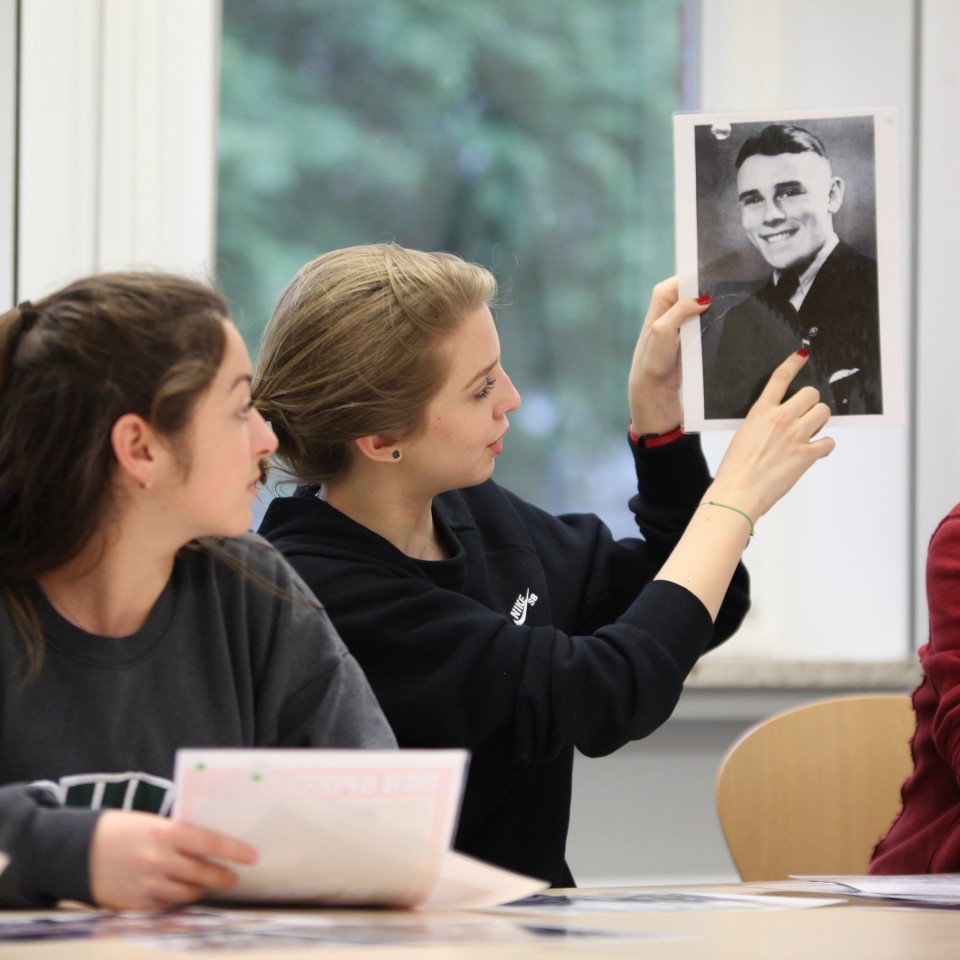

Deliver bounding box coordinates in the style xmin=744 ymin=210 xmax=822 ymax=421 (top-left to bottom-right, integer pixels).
xmin=0 ymin=0 xmax=15 ymax=308
xmin=695 ymin=0 xmax=915 ymax=664
xmin=913 ymin=0 xmax=960 ymax=643
xmin=15 ymin=0 xmax=220 ymax=299
xmin=570 ymin=0 xmax=960 ymax=887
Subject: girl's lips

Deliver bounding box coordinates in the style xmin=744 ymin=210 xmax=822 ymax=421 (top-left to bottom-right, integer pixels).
xmin=489 ymin=422 xmax=509 ymax=455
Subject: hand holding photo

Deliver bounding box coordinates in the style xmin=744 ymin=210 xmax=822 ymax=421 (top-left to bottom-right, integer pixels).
xmin=673 ymin=108 xmax=904 ymax=430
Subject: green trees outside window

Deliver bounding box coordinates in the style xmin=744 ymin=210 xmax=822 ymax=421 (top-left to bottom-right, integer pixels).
xmin=219 ymin=0 xmax=692 ymax=528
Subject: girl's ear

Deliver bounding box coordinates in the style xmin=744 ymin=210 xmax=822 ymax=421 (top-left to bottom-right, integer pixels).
xmin=353 ymin=434 xmax=401 ymax=464
xmin=111 ymin=413 xmax=160 ymax=489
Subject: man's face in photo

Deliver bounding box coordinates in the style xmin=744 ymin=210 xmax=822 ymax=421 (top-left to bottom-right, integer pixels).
xmin=736 ymin=150 xmax=844 ymax=272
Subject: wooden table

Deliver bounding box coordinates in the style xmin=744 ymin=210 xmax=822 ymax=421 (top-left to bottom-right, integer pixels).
xmin=0 ymin=884 xmax=958 ymax=959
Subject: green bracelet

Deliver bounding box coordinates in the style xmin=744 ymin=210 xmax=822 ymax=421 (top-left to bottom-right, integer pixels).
xmin=701 ymin=500 xmax=755 ymax=537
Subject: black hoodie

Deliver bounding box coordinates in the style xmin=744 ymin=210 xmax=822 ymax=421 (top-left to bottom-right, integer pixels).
xmin=259 ymin=434 xmax=749 ymax=886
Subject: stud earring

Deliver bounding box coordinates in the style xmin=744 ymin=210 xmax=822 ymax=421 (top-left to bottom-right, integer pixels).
xmin=140 ymin=478 xmax=153 ymax=491
xmin=391 ymin=450 xmax=401 ymax=460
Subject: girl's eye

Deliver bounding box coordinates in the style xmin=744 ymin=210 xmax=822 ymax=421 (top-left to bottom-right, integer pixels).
xmin=239 ymin=399 xmax=254 ymax=418
xmin=475 ymin=376 xmax=496 ymax=400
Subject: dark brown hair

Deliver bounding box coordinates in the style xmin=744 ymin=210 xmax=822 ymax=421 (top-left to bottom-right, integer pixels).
xmin=735 ymin=124 xmax=828 ymax=169
xmin=0 ymin=271 xmax=228 ymax=675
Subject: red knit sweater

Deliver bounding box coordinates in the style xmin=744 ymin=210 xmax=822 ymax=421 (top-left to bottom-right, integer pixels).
xmin=871 ymin=504 xmax=960 ymax=873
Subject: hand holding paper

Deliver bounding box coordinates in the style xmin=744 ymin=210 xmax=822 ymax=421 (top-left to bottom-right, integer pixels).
xmin=173 ymin=749 xmax=544 ymax=910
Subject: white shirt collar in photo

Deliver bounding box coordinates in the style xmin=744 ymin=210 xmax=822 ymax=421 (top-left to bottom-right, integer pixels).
xmin=774 ymin=232 xmax=840 ymax=312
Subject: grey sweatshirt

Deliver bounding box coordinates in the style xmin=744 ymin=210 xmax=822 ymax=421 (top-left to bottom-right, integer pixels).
xmin=0 ymin=534 xmax=395 ymax=906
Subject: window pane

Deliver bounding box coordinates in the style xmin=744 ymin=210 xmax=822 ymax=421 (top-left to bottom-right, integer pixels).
xmin=219 ymin=0 xmax=694 ymax=534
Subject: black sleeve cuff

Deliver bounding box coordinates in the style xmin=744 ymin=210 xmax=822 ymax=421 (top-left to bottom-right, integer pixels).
xmin=630 ymin=432 xmax=712 ymax=513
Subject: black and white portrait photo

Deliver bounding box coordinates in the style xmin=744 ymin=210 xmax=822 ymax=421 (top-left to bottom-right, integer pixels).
xmin=674 ymin=109 xmax=903 ymax=430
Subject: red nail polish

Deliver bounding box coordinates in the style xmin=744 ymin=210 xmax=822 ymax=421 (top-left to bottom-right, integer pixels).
xmin=696 ymin=294 xmax=711 ymax=305
xmin=797 ymin=347 xmax=809 ymax=357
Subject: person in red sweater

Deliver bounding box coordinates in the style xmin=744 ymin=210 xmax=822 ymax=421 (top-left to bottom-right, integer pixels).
xmin=871 ymin=505 xmax=960 ymax=873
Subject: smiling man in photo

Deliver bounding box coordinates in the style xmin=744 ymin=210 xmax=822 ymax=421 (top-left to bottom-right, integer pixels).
xmin=704 ymin=123 xmax=882 ymax=419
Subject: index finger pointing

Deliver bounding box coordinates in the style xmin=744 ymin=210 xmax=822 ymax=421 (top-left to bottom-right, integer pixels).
xmin=757 ymin=349 xmax=811 ymax=406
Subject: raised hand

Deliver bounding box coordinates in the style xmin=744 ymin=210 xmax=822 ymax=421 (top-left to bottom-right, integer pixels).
xmin=708 ymin=349 xmax=835 ymax=523
xmin=89 ymin=810 xmax=258 ymax=912
xmin=654 ymin=349 xmax=834 ymax=620
xmin=627 ymin=278 xmax=711 ymax=436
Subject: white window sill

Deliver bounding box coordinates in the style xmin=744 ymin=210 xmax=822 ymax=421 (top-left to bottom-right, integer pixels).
xmin=673 ymin=659 xmax=920 ymax=722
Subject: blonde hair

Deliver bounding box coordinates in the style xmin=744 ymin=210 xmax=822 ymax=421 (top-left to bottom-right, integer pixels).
xmin=254 ymin=243 xmax=497 ymax=484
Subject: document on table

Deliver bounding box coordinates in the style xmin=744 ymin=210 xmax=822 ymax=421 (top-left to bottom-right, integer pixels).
xmin=791 ymin=874 xmax=960 ymax=905
xmin=0 ymin=908 xmax=646 ymax=949
xmin=172 ymin=748 xmax=544 ymax=910
xmin=490 ymin=891 xmax=845 ymax=914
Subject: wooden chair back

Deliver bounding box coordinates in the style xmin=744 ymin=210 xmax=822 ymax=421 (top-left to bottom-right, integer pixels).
xmin=715 ymin=693 xmax=916 ymax=881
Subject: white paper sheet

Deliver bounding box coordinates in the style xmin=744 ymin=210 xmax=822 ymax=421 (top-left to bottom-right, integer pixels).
xmin=792 ymin=874 xmax=960 ymax=903
xmin=172 ymin=748 xmax=545 ymax=910
xmin=673 ymin=106 xmax=904 ymax=431
xmin=488 ymin=891 xmax=845 ymax=914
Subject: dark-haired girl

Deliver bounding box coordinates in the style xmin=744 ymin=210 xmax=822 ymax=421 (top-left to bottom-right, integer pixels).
xmin=0 ymin=273 xmax=394 ymax=910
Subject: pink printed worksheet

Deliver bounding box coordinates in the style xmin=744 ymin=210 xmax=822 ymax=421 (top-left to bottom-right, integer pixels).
xmin=173 ymin=749 xmax=543 ymax=909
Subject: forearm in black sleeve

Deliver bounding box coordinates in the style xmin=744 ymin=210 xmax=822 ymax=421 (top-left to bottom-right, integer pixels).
xmin=631 ymin=434 xmax=750 ymax=648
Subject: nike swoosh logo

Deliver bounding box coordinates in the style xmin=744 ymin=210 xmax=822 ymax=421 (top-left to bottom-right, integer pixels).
xmin=513 ymin=600 xmax=529 ymax=625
